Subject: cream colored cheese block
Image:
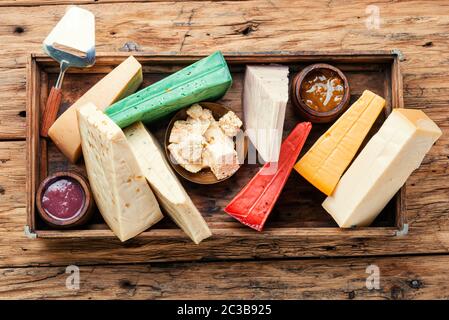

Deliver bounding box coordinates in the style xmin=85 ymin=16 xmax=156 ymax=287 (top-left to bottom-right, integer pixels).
xmin=48 ymin=56 xmax=143 ymax=164
xmin=243 ymin=65 xmax=289 ymax=162
xmin=78 ymin=104 xmax=162 ymax=242
xmin=322 ymin=109 xmax=442 ymax=228
xmin=124 ymin=122 xmax=212 ymax=244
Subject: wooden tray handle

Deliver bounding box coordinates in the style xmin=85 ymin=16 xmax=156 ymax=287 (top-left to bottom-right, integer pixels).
xmin=40 ymin=86 xmax=62 ymax=137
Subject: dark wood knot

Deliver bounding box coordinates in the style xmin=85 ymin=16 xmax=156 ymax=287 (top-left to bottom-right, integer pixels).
xmin=409 ymin=279 xmax=423 ymax=289
xmin=14 ymin=26 xmax=25 ymax=34
xmin=238 ymin=23 xmax=259 ymax=36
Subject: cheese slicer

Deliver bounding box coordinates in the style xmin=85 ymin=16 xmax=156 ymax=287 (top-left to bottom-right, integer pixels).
xmin=40 ymin=6 xmax=95 ymax=137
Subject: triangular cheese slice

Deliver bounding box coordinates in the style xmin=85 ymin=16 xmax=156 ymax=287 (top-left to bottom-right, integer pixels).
xmin=49 ymin=56 xmax=143 ymax=163
xmin=124 ymin=122 xmax=212 ymax=244
xmin=243 ymin=65 xmax=289 ymax=162
xmin=295 ymin=90 xmax=385 ymax=195
xmin=78 ymin=103 xmax=163 ymax=241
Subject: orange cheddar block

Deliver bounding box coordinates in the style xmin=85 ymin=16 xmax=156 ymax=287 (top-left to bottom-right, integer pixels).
xmin=294 ymin=90 xmax=385 ymax=195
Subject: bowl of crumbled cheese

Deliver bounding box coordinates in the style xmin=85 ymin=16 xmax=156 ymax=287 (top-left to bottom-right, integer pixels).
xmin=165 ymin=102 xmax=248 ymax=184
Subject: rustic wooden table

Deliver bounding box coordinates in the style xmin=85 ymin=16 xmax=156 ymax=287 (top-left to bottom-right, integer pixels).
xmin=0 ymin=0 xmax=448 ymax=300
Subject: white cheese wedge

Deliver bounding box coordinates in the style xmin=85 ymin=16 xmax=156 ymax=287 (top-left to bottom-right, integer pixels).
xmin=243 ymin=65 xmax=289 ymax=162
xmin=49 ymin=56 xmax=143 ymax=163
xmin=78 ymin=103 xmax=163 ymax=241
xmin=322 ymin=109 xmax=442 ymax=228
xmin=124 ymin=122 xmax=212 ymax=244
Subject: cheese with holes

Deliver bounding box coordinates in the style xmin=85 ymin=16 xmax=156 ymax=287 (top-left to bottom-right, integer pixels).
xmin=294 ymin=90 xmax=385 ymax=195
xmin=243 ymin=65 xmax=289 ymax=162
xmin=124 ymin=122 xmax=212 ymax=244
xmin=49 ymin=56 xmax=143 ymax=163
xmin=322 ymin=109 xmax=442 ymax=228
xmin=78 ymin=104 xmax=162 ymax=242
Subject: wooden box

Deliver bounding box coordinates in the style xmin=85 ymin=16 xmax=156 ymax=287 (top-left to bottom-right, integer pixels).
xmin=26 ymin=51 xmax=407 ymax=242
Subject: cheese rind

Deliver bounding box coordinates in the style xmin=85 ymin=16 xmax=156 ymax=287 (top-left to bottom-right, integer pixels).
xmin=106 ymin=51 xmax=232 ymax=128
xmin=48 ymin=56 xmax=143 ymax=163
xmin=294 ymin=90 xmax=385 ymax=195
xmin=78 ymin=104 xmax=162 ymax=241
xmin=322 ymin=109 xmax=442 ymax=228
xmin=124 ymin=122 xmax=212 ymax=244
xmin=243 ymin=65 xmax=289 ymax=162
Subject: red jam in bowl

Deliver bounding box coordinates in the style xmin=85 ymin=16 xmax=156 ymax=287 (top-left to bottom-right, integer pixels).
xmin=41 ymin=177 xmax=85 ymax=220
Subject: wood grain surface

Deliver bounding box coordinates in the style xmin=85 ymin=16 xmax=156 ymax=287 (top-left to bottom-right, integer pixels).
xmin=1 ymin=255 xmax=449 ymax=300
xmin=0 ymin=0 xmax=448 ymax=299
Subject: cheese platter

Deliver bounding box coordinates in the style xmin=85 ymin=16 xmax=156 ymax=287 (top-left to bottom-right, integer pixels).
xmin=26 ymin=50 xmax=432 ymax=243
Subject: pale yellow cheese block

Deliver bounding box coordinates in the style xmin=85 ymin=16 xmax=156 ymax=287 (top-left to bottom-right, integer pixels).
xmin=78 ymin=103 xmax=163 ymax=242
xmin=322 ymin=109 xmax=442 ymax=228
xmin=294 ymin=90 xmax=385 ymax=195
xmin=124 ymin=122 xmax=212 ymax=244
xmin=48 ymin=56 xmax=143 ymax=163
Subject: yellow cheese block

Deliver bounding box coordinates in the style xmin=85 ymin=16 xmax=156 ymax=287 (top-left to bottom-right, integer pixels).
xmin=48 ymin=56 xmax=143 ymax=163
xmin=294 ymin=90 xmax=385 ymax=195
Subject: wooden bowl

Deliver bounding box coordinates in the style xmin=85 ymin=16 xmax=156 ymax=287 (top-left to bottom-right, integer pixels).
xmin=36 ymin=172 xmax=94 ymax=228
xmin=291 ymin=63 xmax=350 ymax=123
xmin=165 ymin=102 xmax=248 ymax=185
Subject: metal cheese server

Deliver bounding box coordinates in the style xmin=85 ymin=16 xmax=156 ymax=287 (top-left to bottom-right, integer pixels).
xmin=40 ymin=6 xmax=95 ymax=137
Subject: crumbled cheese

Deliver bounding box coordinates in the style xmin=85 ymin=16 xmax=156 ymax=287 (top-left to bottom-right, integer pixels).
xmin=186 ymin=103 xmax=204 ymax=119
xmin=204 ymin=121 xmax=226 ymax=144
xmin=203 ymin=141 xmax=240 ymax=180
xmin=177 ymin=133 xmax=205 ymax=163
xmin=169 ymin=104 xmax=242 ymax=179
xmin=169 ymin=120 xmax=192 ymax=143
xmin=187 ymin=116 xmax=211 ymax=135
xmin=199 ymin=108 xmax=215 ymax=122
xmin=219 ymin=111 xmax=243 ymax=137
xmin=168 ymin=143 xmax=203 ymax=173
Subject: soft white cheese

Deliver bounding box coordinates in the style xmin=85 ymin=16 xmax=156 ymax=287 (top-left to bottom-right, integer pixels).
xmin=219 ymin=111 xmax=243 ymax=137
xmin=177 ymin=133 xmax=205 ymax=163
xmin=169 ymin=120 xmax=192 ymax=144
xmin=167 ymin=143 xmax=203 ymax=173
xmin=124 ymin=122 xmax=212 ymax=244
xmin=322 ymin=109 xmax=442 ymax=228
xmin=243 ymin=65 xmax=289 ymax=162
xmin=169 ymin=104 xmax=242 ymax=179
xmin=77 ymin=103 xmax=163 ymax=241
xmin=203 ymin=140 xmax=240 ymax=180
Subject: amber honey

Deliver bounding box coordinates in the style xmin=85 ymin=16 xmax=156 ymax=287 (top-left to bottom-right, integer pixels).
xmin=300 ymin=68 xmax=345 ymax=113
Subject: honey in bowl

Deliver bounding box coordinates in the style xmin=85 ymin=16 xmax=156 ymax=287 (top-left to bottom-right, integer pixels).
xmin=292 ymin=63 xmax=350 ymax=123
xmin=300 ymin=68 xmax=345 ymax=113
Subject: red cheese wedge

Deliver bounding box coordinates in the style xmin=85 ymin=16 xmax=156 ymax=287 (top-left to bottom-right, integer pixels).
xmin=224 ymin=122 xmax=312 ymax=231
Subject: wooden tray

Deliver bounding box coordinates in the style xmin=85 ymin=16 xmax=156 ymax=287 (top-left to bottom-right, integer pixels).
xmin=26 ymin=51 xmax=406 ymax=241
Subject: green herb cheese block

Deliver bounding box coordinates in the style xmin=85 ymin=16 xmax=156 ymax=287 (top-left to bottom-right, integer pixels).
xmin=105 ymin=51 xmax=233 ymax=128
